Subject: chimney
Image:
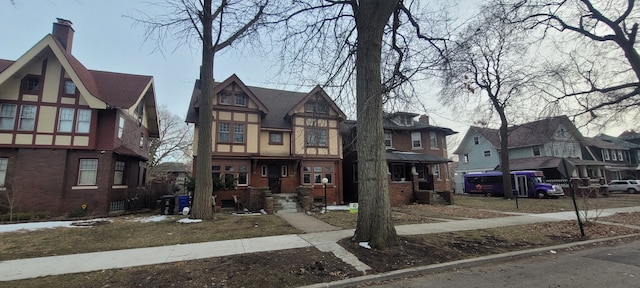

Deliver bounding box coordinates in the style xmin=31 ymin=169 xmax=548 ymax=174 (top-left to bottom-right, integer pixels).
xmin=419 ymin=114 xmax=429 ymax=124
xmin=52 ymin=18 xmax=74 ymax=52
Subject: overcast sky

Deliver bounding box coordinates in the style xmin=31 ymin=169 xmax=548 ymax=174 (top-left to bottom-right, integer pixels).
xmin=1 ymin=0 xmax=632 ymax=150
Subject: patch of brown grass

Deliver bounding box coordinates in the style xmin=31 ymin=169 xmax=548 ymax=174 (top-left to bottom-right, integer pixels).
xmin=456 ymin=193 xmax=640 ymax=213
xmin=0 ymin=213 xmax=300 ymax=261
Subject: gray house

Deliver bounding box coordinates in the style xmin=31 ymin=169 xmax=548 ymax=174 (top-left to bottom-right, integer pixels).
xmin=454 ymin=116 xmax=608 ymax=193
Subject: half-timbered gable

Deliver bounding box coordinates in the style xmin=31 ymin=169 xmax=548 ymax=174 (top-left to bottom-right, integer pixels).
xmin=0 ymin=19 xmax=159 ymax=216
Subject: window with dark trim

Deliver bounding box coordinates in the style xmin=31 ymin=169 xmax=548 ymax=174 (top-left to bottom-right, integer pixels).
xmin=23 ymin=76 xmax=40 ymax=93
xmin=63 ymin=80 xmax=76 ymax=95
xmin=18 ymin=105 xmax=36 ymax=131
xmin=429 ymin=131 xmax=438 ymax=148
xmin=483 ymin=150 xmax=491 ymax=157
xmin=305 ymin=128 xmax=328 ymax=147
xmin=384 ymin=132 xmax=392 ymax=148
xmin=218 ymin=123 xmax=230 ymax=142
xmin=114 ymin=161 xmax=125 ymax=185
xmin=269 ymin=132 xmax=283 ymax=145
xmin=533 ymin=145 xmax=541 ymax=156
xmin=233 ymin=124 xmax=245 ymax=143
xmin=0 ymin=158 xmax=8 ymax=187
xmin=0 ymin=104 xmax=16 ymax=130
xmin=304 ymin=100 xmax=329 ymax=114
xmin=302 ymin=165 xmax=333 ymax=185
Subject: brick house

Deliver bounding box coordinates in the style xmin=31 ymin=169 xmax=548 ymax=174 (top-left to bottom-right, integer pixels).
xmin=0 ymin=19 xmax=159 ymax=216
xmin=342 ymin=112 xmax=457 ymax=206
xmin=186 ymin=75 xmax=346 ymax=210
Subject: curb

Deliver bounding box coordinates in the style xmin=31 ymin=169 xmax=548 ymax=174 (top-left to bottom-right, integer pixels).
xmin=299 ymin=233 xmax=640 ymax=288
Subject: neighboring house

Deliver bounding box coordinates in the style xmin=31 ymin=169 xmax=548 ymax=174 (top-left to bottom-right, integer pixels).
xmin=149 ymin=162 xmax=191 ymax=195
xmin=593 ymin=133 xmax=640 ymax=180
xmin=453 ymin=126 xmax=502 ymax=193
xmin=342 ymin=112 xmax=457 ymax=206
xmin=186 ymin=74 xmax=346 ymax=209
xmin=0 ymin=19 xmax=159 ymax=216
xmin=583 ymin=136 xmax=633 ymax=180
xmin=454 ymin=116 xmax=608 ymax=193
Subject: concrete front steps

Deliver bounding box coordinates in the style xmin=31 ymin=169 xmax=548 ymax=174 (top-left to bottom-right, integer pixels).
xmin=272 ymin=193 xmax=302 ymax=213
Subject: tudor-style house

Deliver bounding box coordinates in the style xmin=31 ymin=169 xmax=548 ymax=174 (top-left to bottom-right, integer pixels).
xmin=0 ymin=19 xmax=159 ymax=216
xmin=342 ymin=112 xmax=457 ymax=206
xmin=186 ymin=74 xmax=346 ymax=209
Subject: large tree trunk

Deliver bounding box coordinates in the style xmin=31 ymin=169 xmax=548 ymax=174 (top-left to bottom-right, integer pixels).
xmin=498 ymin=109 xmax=513 ymax=199
xmin=352 ymin=0 xmax=399 ymax=250
xmin=192 ymin=0 xmax=214 ymax=220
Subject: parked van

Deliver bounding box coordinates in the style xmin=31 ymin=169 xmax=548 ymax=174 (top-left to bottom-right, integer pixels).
xmin=464 ymin=170 xmax=564 ymax=198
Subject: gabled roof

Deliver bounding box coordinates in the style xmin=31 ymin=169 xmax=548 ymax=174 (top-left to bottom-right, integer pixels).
xmin=595 ymin=134 xmax=640 ymax=149
xmin=453 ymin=126 xmax=499 ymax=154
xmin=584 ymin=136 xmax=627 ymax=150
xmin=287 ymin=85 xmax=347 ymax=120
xmin=506 ymin=116 xmax=582 ymax=148
xmin=619 ymin=130 xmax=640 ymax=141
xmin=454 ymin=116 xmax=584 ymax=154
xmin=186 ymin=76 xmax=345 ymax=129
xmin=381 ymin=113 xmax=457 ymax=135
xmin=0 ymin=35 xmax=155 ymax=109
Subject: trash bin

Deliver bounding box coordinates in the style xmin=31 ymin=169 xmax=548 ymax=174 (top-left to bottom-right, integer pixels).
xmin=160 ymin=195 xmax=176 ymax=215
xmin=177 ymin=195 xmax=190 ymax=214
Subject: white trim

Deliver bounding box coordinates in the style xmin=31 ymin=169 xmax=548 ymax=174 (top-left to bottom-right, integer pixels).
xmin=72 ymin=186 xmax=98 ymax=190
xmin=111 ymin=185 xmax=128 ymax=189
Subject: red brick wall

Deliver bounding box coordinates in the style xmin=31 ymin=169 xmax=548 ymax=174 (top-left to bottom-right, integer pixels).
xmin=388 ymin=176 xmax=414 ymax=206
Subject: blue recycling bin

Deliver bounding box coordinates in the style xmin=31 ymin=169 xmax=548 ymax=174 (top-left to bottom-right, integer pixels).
xmin=177 ymin=195 xmax=190 ymax=214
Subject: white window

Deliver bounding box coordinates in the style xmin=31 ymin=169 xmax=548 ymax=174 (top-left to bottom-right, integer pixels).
xmin=612 ymin=150 xmax=617 ymax=160
xmin=384 ymin=132 xmax=392 ymax=148
xmin=281 ymin=165 xmax=288 ymax=177
xmin=63 ymin=80 xmax=76 ymax=95
xmin=118 ymin=116 xmax=125 ymax=139
xmin=434 ymin=164 xmax=441 ymax=180
xmin=76 ymin=109 xmax=91 ymax=133
xmin=114 ymin=161 xmax=125 ymax=185
xmin=18 ymin=105 xmax=36 ymax=131
xmin=139 ymin=133 xmax=145 ymax=148
xmin=464 ymin=154 xmax=469 ymax=163
xmin=430 ymin=131 xmax=438 ymax=148
xmin=484 ymin=150 xmax=491 ymax=157
xmin=0 ymin=158 xmax=7 ymax=186
xmin=58 ymin=107 xmax=74 ymax=132
xmin=604 ymin=149 xmax=610 ymax=160
xmin=78 ymin=159 xmax=98 ymax=185
xmin=618 ymin=150 xmax=624 ymax=161
xmin=411 ymin=132 xmax=422 ymax=148
xmin=0 ymin=104 xmax=17 ymax=130
xmin=269 ymin=132 xmax=283 ymax=144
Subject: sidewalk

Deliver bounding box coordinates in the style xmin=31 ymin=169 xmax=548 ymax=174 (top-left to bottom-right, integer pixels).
xmin=2 ymin=207 xmax=640 ymax=282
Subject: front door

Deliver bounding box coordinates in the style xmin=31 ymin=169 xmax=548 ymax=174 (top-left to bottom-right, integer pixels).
xmin=268 ymin=166 xmax=282 ymax=194
xmin=514 ymin=175 xmax=529 ymax=197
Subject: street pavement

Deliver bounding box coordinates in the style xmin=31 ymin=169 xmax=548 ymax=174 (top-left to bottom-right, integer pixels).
xmin=362 ymin=237 xmax=640 ymax=288
xmin=1 ymin=206 xmax=639 ymax=284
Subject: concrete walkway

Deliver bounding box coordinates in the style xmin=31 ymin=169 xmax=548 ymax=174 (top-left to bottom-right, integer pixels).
xmin=2 ymin=206 xmax=640 ymax=282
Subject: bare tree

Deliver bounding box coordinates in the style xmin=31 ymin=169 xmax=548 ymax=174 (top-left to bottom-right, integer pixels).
xmin=440 ymin=3 xmax=547 ymax=199
xmin=132 ymin=0 xmax=268 ymax=220
xmin=504 ymin=0 xmax=640 ymax=123
xmin=269 ymin=1 xmax=449 ymax=249
xmin=149 ymin=105 xmax=193 ymax=174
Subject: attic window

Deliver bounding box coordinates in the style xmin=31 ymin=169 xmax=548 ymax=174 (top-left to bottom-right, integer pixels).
xmin=305 ymin=100 xmax=329 ymax=114
xmin=63 ymin=80 xmax=76 ymax=95
xmin=135 ymin=102 xmax=144 ymax=117
xmin=235 ymin=94 xmax=247 ymax=106
xmin=23 ymin=76 xmax=40 ymax=93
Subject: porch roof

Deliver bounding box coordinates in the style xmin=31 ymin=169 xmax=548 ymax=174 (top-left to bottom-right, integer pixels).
xmin=385 ymin=150 xmax=451 ymax=163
